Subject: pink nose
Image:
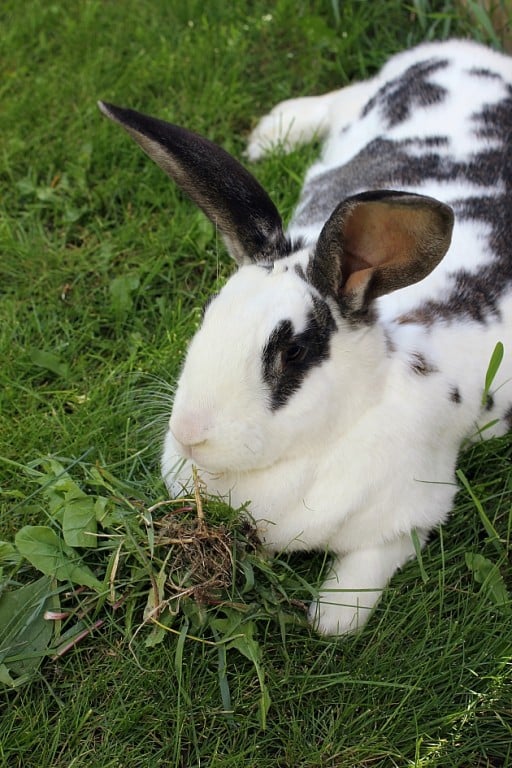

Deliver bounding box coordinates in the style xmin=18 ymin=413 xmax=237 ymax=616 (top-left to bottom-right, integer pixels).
xmin=169 ymin=412 xmax=212 ymax=447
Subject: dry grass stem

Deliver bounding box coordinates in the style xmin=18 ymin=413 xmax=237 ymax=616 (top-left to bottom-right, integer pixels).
xmin=192 ymin=465 xmax=205 ymax=527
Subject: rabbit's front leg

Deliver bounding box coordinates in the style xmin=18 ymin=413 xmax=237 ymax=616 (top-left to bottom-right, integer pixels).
xmin=309 ymin=533 xmax=424 ymax=635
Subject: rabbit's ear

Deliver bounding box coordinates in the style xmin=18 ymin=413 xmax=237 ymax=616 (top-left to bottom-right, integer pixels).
xmin=98 ymin=102 xmax=287 ymax=265
xmin=310 ymin=190 xmax=453 ymax=313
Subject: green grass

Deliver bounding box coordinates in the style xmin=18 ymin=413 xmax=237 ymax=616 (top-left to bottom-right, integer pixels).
xmin=1 ymin=1 xmax=511 ymax=766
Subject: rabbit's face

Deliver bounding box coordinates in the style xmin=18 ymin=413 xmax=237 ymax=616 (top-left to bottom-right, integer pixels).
xmin=167 ymin=251 xmax=340 ymax=473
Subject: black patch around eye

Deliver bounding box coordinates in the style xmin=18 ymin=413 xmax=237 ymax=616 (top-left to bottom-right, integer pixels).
xmin=262 ymin=296 xmax=337 ymax=410
xmin=282 ymin=344 xmax=308 ymax=365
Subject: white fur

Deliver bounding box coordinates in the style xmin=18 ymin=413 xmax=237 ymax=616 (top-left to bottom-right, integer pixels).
xmin=163 ymin=40 xmax=512 ymax=635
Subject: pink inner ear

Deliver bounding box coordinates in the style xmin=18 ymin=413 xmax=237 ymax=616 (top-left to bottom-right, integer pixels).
xmin=340 ymin=201 xmax=429 ymax=297
xmin=343 ymin=265 xmax=374 ymax=296
xmin=316 ymin=191 xmax=452 ymax=305
xmin=343 ymin=203 xmax=420 ymax=269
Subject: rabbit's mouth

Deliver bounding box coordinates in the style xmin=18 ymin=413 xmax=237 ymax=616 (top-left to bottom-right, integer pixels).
xmin=170 ymin=434 xmax=210 ymax=468
xmin=180 ymin=441 xmax=255 ymax=474
xmin=181 ymin=441 xmax=207 ymax=464
xmin=168 ymin=408 xmax=269 ymax=473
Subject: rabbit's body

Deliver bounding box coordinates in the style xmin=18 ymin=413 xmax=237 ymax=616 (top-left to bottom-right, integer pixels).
xmin=100 ymin=38 xmax=512 ymax=635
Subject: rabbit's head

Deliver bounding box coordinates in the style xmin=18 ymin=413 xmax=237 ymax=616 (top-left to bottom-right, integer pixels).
xmin=99 ymin=103 xmax=453 ymax=475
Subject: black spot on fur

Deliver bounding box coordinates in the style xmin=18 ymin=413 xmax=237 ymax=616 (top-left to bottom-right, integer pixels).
xmin=294 ymin=137 xmax=454 ymax=229
xmin=294 ymin=264 xmax=306 ymax=281
xmin=469 ymin=67 xmax=503 ymax=80
xmin=361 ymin=59 xmax=449 ymax=128
xmin=262 ymin=296 xmax=336 ymax=409
xmin=384 ymin=332 xmax=396 ymax=355
xmin=485 ymin=393 xmax=494 ymax=411
xmin=504 ymin=405 xmax=512 ymax=431
xmin=410 ymin=352 xmax=438 ymax=376
xmin=403 ymin=87 xmax=512 ymax=323
xmin=397 ymin=266 xmax=504 ymax=326
xmin=472 ymin=83 xmax=512 ymax=144
xmin=450 ymin=387 xmax=462 ymax=404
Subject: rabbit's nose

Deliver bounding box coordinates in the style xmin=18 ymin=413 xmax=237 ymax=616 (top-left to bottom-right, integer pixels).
xmin=169 ymin=411 xmax=212 ymax=448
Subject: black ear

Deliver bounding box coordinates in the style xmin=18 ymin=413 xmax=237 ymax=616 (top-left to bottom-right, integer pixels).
xmin=98 ymin=101 xmax=287 ymax=265
xmin=309 ymin=190 xmax=453 ymax=314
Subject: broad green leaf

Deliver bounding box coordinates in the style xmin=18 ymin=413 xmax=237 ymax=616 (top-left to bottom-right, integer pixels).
xmin=94 ymin=496 xmax=109 ymax=524
xmin=227 ymin=622 xmax=270 ymax=729
xmin=37 ymin=460 xmax=99 ymax=547
xmin=39 ymin=459 xmax=86 ymax=499
xmin=0 ymin=541 xmax=21 ymax=565
xmin=63 ymin=205 xmax=85 ymax=223
xmin=38 ymin=459 xmax=87 ymax=520
xmin=212 ymin=612 xmax=270 ymax=728
xmin=144 ymin=611 xmax=175 ymax=649
xmin=62 ymin=496 xmax=97 ymax=549
xmin=39 ymin=457 xmax=70 ymax=481
xmin=0 ymin=664 xmax=16 ymax=686
xmin=109 ymin=274 xmax=140 ymax=318
xmin=465 ymin=553 xmax=511 ymax=614
xmin=239 ymin=558 xmax=255 ymax=593
xmin=29 ymin=349 xmax=70 ymax=379
xmin=0 ymin=576 xmax=54 ymax=688
xmin=15 ymin=526 xmax=102 ymax=591
xmin=226 ymin=620 xmax=260 ymax=664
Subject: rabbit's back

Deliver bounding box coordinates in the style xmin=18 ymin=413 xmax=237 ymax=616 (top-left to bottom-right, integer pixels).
xmin=290 ymin=40 xmax=512 ymax=326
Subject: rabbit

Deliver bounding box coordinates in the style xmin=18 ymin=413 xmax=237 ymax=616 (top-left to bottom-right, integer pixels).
xmin=98 ymin=37 xmax=512 ymax=635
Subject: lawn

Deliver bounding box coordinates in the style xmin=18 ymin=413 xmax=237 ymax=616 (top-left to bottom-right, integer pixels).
xmin=1 ymin=1 xmax=511 ymax=766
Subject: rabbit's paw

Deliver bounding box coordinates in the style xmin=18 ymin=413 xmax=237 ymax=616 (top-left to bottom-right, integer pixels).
xmin=308 ymin=590 xmax=376 ymax=635
xmin=308 ymin=538 xmax=417 ymax=635
xmin=247 ymin=96 xmax=328 ymax=160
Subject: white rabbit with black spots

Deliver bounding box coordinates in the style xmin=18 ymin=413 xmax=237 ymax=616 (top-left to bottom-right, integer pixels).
xmin=99 ymin=38 xmax=512 ymax=635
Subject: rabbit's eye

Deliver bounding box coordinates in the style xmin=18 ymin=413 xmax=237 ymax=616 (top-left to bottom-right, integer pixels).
xmin=282 ymin=344 xmax=307 ymax=365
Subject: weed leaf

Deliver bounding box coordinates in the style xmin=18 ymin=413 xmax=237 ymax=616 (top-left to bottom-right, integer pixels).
xmin=212 ymin=611 xmax=270 ymax=729
xmin=62 ymin=496 xmax=98 ymax=549
xmin=37 ymin=460 xmax=99 ymax=547
xmin=0 ymin=576 xmax=54 ymax=688
xmin=465 ymin=552 xmax=511 ymax=614
xmin=15 ymin=526 xmax=103 ymax=591
xmin=482 ymin=341 xmax=504 ymax=406
xmin=0 ymin=541 xmax=22 ymax=566
xmin=29 ymin=349 xmax=70 ymax=379
xmin=456 ymin=469 xmax=503 ymax=554
xmin=109 ymin=274 xmax=140 ymax=319
xmin=143 ymin=557 xmax=171 ymax=647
